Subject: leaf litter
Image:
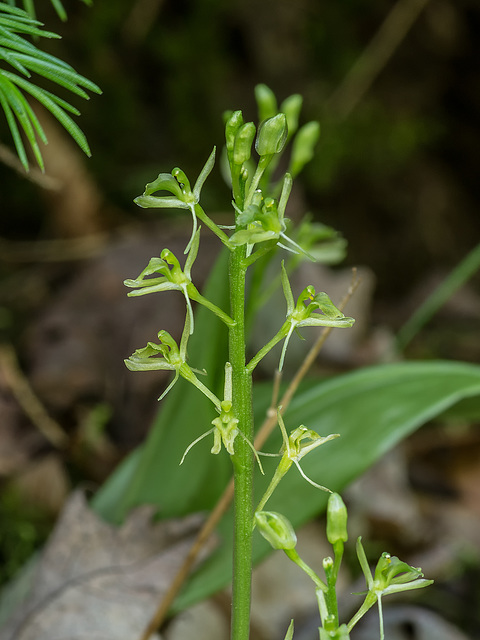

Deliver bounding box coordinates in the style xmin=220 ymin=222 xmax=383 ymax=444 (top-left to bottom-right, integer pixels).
xmin=1 ymin=490 xmax=214 ymax=640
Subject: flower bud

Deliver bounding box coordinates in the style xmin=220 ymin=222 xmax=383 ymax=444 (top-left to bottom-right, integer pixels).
xmin=289 ymin=121 xmax=320 ymax=177
xmin=280 ymin=93 xmax=303 ymax=137
xmin=255 ymin=511 xmax=297 ymax=550
xmin=225 ymin=110 xmax=244 ymax=152
xmin=255 ymin=114 xmax=288 ymax=156
xmin=233 ymin=122 xmax=256 ymax=165
xmin=255 ymin=83 xmax=278 ymax=122
xmin=326 ymin=493 xmax=348 ymax=544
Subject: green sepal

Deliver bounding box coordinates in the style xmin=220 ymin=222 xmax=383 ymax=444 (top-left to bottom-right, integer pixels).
xmin=144 ymin=173 xmax=185 ymax=199
xmin=283 ymin=620 xmax=294 ymax=640
xmin=133 ymin=195 xmax=189 ymax=210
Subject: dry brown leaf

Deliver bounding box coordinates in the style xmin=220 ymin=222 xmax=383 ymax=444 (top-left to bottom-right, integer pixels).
xmin=2 ymin=491 xmax=212 ymax=640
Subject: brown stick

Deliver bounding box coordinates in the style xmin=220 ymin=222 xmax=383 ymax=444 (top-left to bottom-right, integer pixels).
xmin=0 ymin=343 xmax=69 ymax=449
xmin=138 ymin=269 xmax=360 ymax=640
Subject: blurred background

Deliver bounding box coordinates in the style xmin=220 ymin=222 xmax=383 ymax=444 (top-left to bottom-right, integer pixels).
xmin=1 ymin=0 xmax=480 ymax=637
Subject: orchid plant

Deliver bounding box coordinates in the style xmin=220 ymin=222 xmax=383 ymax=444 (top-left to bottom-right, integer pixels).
xmin=124 ymin=84 xmax=432 ymax=640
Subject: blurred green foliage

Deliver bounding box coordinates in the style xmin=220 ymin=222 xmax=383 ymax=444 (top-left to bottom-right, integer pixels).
xmin=0 ymin=488 xmax=51 ymax=587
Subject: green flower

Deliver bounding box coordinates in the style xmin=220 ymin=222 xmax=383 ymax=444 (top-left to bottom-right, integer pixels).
xmin=255 ymin=410 xmax=338 ymax=514
xmin=246 ymin=263 xmax=355 ymax=374
xmin=124 ymin=309 xmax=220 ymax=406
xmin=134 ymin=147 xmax=216 ymax=253
xmin=278 ymin=263 xmax=355 ymax=370
xmin=181 ymin=363 xmax=263 ymax=467
xmin=349 ymin=537 xmax=434 ymax=640
xmin=275 ymin=412 xmax=339 ymax=491
xmin=124 ymin=229 xmax=234 ymax=333
xmin=124 ymin=229 xmax=199 ymax=334
xmin=289 ymin=121 xmax=320 ymax=178
xmin=294 ymin=217 xmax=347 ymax=265
xmin=180 ymin=362 xmax=263 ymax=473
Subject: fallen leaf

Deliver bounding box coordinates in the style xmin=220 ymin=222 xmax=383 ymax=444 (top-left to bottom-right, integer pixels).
xmin=2 ymin=491 xmax=212 ymax=640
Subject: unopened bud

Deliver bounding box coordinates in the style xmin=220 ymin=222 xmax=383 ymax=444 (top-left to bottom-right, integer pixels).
xmin=280 ymin=93 xmax=303 ymax=137
xmin=225 ymin=110 xmax=244 ymax=152
xmin=255 ymin=510 xmax=297 ymax=550
xmin=233 ymin=122 xmax=256 ymax=165
xmin=326 ymin=493 xmax=348 ymax=544
xmin=255 ymin=114 xmax=288 ymax=156
xmin=289 ymin=121 xmax=320 ymax=177
xmin=255 ymin=83 xmax=278 ymax=122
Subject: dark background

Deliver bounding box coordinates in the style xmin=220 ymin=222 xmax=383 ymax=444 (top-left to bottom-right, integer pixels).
xmin=2 ymin=0 xmax=480 ymax=307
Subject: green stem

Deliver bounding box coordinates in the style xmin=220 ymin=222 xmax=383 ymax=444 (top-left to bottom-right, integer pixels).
xmin=181 ymin=367 xmax=222 ymax=410
xmin=284 ymin=548 xmax=327 ymax=592
xmin=229 ymin=245 xmax=255 ymax=640
xmin=189 ymin=288 xmax=236 ymax=327
xmin=195 ymin=203 xmax=235 ymax=250
xmin=254 ymin=456 xmax=292 ymax=516
xmin=241 ymin=244 xmax=275 ymax=269
xmin=323 ymin=557 xmax=340 ymax=628
xmin=246 ymin=322 xmax=289 ymax=373
xmin=244 ymin=155 xmax=271 ymax=208
xmin=347 ymin=592 xmax=377 ymax=633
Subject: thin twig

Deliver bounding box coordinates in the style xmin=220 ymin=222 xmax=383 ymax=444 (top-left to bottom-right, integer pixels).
xmin=0 ymin=343 xmax=69 ymax=449
xmin=138 ymin=269 xmax=360 ymax=640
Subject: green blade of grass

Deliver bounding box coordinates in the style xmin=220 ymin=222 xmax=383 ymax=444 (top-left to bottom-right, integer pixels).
xmin=397 ymin=242 xmax=480 ymax=350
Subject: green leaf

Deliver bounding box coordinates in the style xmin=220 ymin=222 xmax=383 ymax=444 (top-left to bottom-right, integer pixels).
xmin=0 ymin=2 xmax=100 ymax=169
xmin=49 ymin=0 xmax=67 ymax=22
xmin=0 ymin=76 xmax=29 ymax=168
xmin=0 ymin=73 xmax=44 ymax=167
xmin=3 ymin=70 xmax=92 ymax=156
